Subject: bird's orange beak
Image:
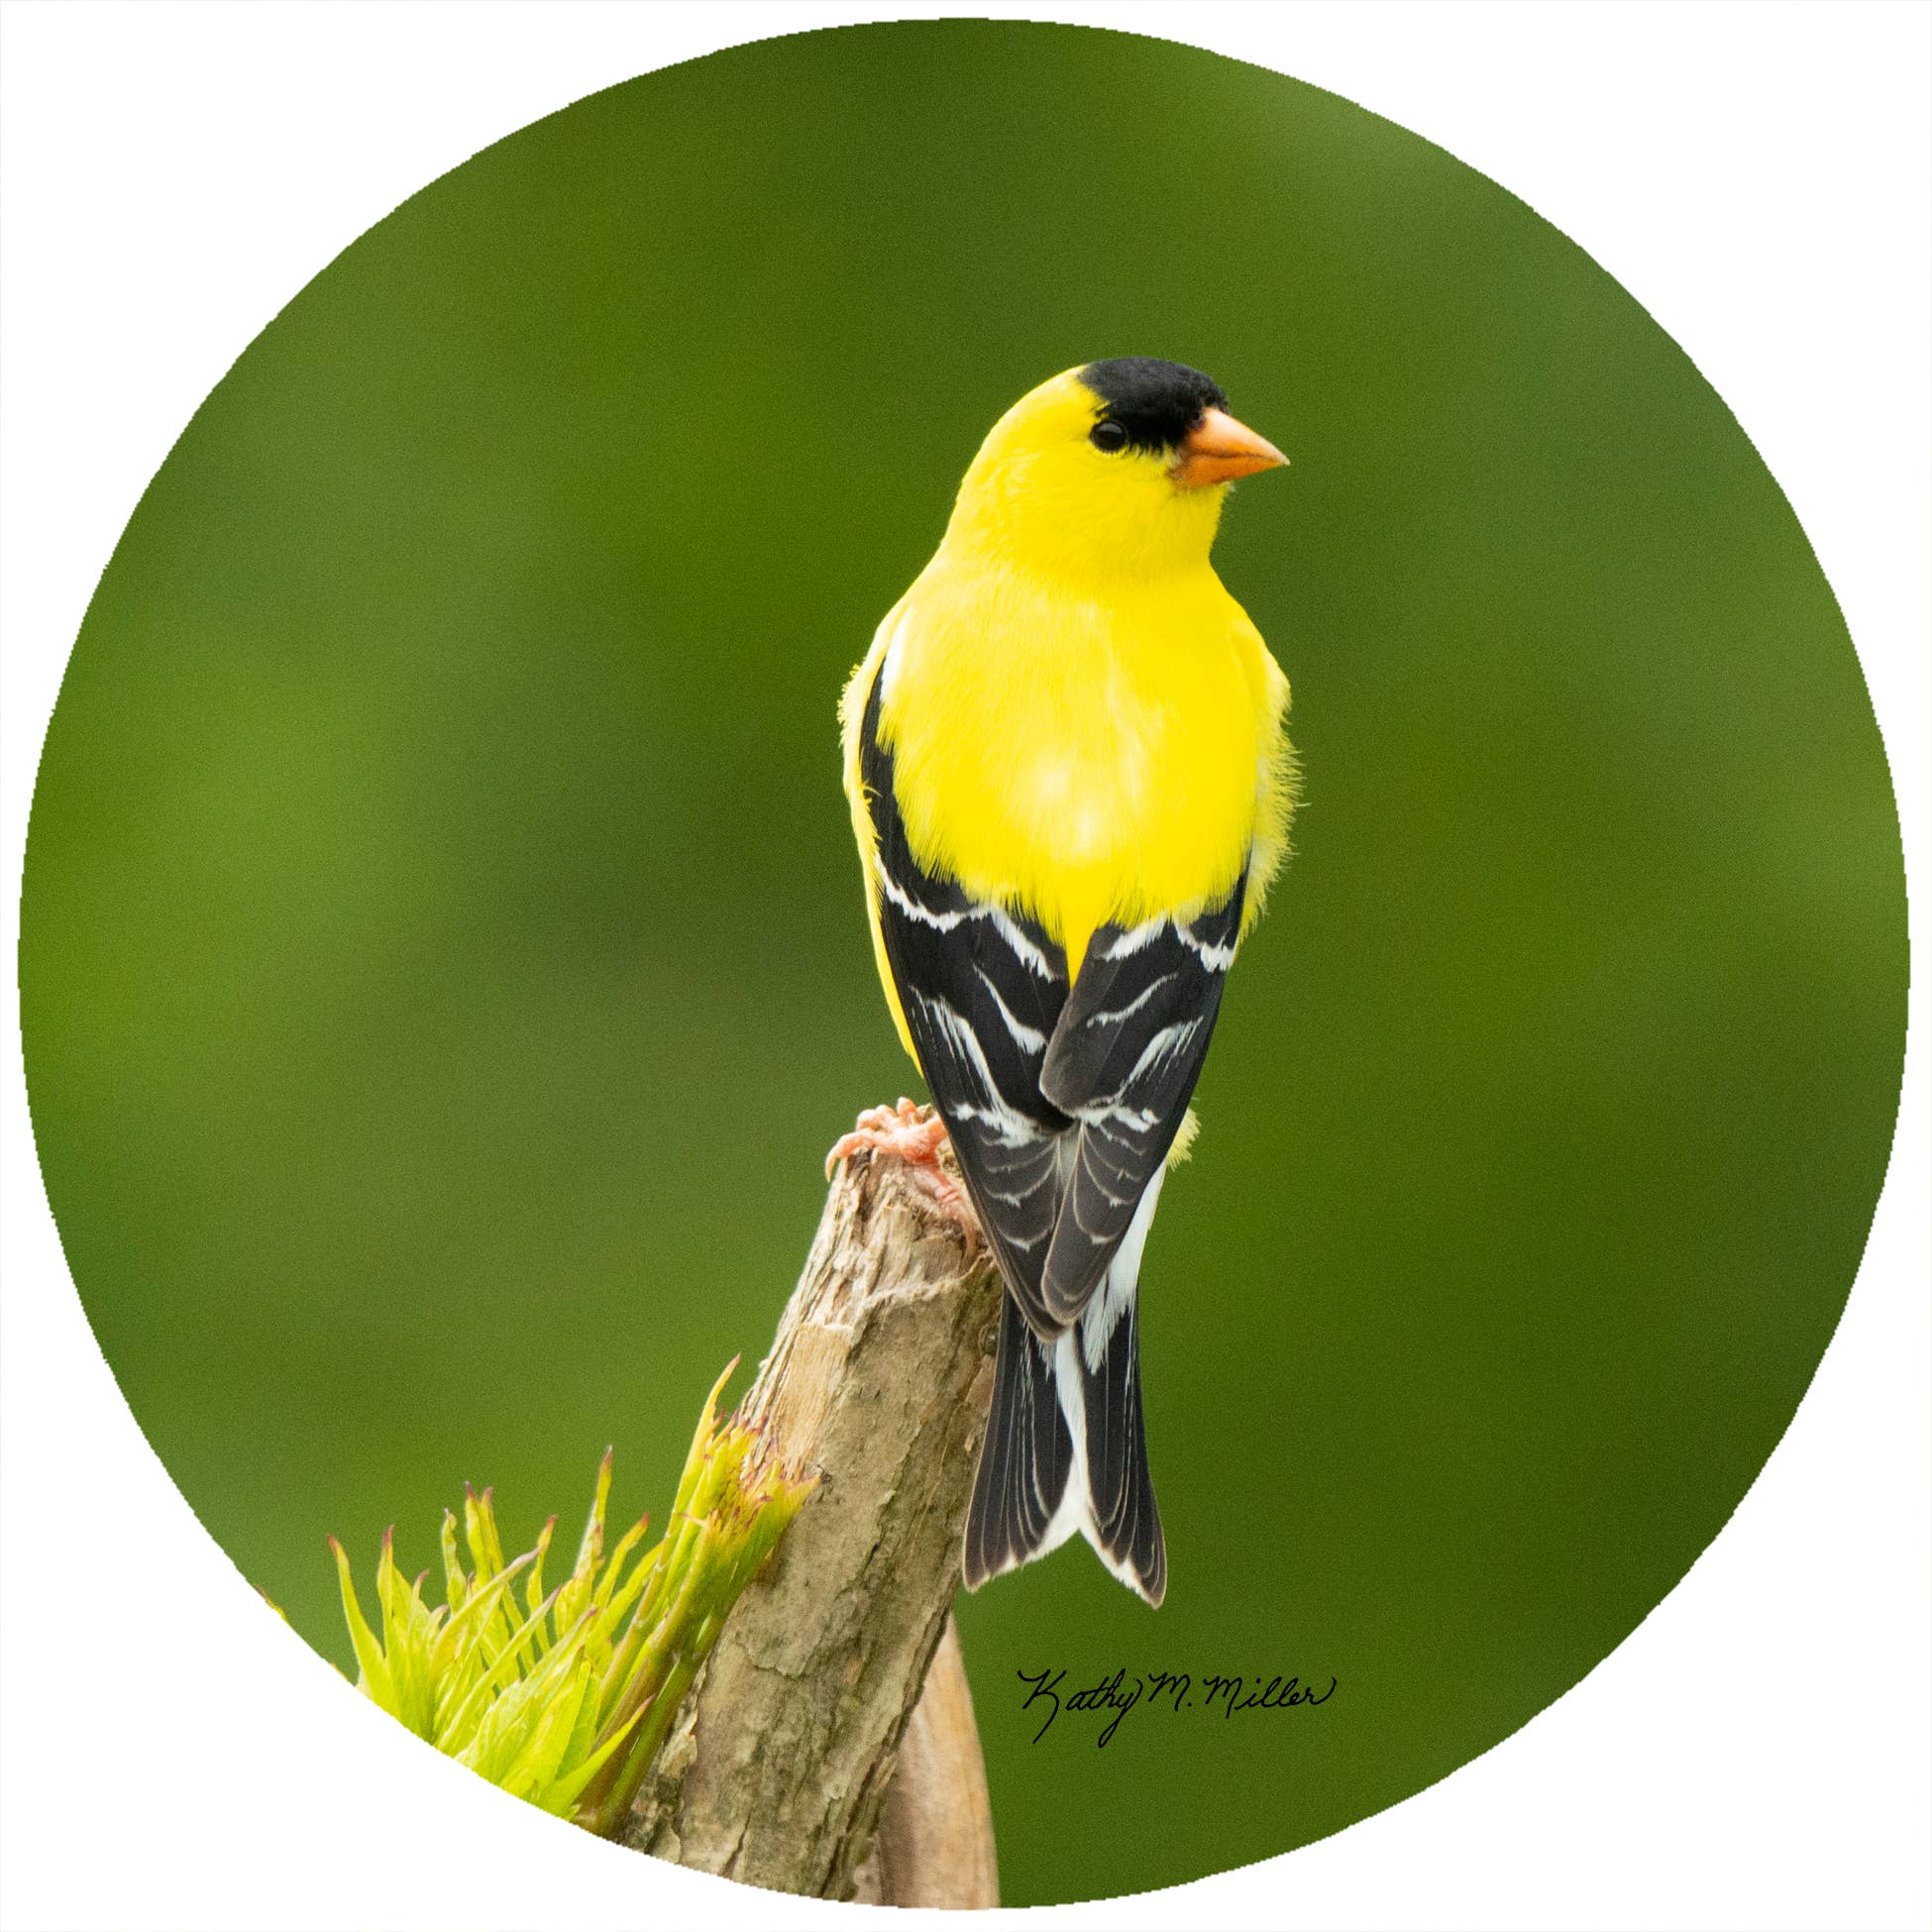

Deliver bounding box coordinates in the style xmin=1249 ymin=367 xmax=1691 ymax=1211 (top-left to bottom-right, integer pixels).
xmin=1170 ymin=407 xmax=1288 ymax=487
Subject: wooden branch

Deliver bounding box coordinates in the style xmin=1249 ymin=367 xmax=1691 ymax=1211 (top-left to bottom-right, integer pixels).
xmin=622 ymin=1119 xmax=1004 ymax=1905
xmin=850 ymin=1614 xmax=1000 ymax=1908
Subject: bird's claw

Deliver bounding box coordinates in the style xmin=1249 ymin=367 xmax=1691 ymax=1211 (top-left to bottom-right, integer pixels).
xmin=825 ymin=1099 xmax=975 ymax=1234
xmin=825 ymin=1097 xmax=946 ymax=1177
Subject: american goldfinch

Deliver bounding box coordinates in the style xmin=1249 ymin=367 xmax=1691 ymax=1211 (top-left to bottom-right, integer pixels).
xmin=835 ymin=359 xmax=1293 ymax=1606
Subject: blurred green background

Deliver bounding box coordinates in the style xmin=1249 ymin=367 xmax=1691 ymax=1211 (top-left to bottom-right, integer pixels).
xmin=18 ymin=20 xmax=1906 ymax=1906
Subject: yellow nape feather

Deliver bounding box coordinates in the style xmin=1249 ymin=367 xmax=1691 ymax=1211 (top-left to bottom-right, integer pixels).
xmin=842 ymin=366 xmax=1295 ymax=990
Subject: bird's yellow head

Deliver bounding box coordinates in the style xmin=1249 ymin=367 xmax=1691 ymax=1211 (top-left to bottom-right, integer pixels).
xmin=941 ymin=360 xmax=1286 ymax=585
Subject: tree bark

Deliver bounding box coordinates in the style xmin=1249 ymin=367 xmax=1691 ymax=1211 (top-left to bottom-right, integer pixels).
xmin=622 ymin=1118 xmax=1003 ymax=1906
xmin=850 ymin=1615 xmax=1000 ymax=1908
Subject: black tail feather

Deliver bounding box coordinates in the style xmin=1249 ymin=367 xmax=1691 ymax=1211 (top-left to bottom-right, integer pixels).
xmin=963 ymin=1291 xmax=1072 ymax=1591
xmin=961 ymin=1286 xmax=1167 ymax=1607
xmin=1078 ymin=1294 xmax=1166 ymax=1607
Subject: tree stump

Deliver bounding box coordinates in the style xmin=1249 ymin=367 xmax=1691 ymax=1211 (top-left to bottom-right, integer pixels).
xmin=623 ymin=1114 xmax=1004 ymax=1906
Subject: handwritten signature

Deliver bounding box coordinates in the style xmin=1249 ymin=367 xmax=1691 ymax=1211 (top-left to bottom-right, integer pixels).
xmin=1016 ymin=1667 xmax=1338 ymax=1747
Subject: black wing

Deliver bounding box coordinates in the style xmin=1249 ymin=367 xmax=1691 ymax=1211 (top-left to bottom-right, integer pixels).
xmin=1034 ymin=877 xmax=1246 ymax=1327
xmin=859 ymin=673 xmax=1074 ymax=1332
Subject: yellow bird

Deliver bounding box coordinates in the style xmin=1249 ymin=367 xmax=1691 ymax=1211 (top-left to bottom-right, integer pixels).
xmin=834 ymin=359 xmax=1294 ymax=1606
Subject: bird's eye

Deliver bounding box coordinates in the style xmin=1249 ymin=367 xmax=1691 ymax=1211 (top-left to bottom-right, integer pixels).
xmin=1090 ymin=419 xmax=1129 ymax=454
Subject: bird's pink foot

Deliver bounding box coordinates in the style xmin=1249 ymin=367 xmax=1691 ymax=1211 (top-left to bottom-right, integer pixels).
xmin=826 ymin=1097 xmax=949 ymax=1179
xmin=825 ymin=1099 xmax=974 ymax=1234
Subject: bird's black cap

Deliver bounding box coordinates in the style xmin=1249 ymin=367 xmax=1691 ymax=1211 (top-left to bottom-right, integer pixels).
xmin=1078 ymin=358 xmax=1229 ymax=454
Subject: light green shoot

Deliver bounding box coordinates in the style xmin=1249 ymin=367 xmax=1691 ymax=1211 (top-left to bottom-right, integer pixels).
xmin=329 ymin=1360 xmax=812 ymax=1834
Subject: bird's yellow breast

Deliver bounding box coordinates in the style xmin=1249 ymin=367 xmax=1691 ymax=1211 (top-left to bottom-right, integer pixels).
xmin=865 ymin=551 xmax=1287 ymax=983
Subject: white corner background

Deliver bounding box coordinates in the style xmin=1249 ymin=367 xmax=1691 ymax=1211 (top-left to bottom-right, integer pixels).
xmin=2 ymin=5 xmax=1926 ymax=1929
